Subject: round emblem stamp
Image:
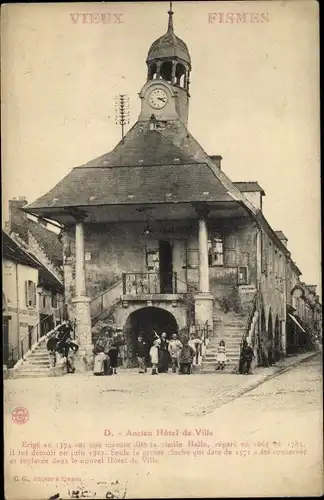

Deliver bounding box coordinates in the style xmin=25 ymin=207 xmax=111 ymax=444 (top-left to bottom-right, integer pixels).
xmin=12 ymin=407 xmax=29 ymax=425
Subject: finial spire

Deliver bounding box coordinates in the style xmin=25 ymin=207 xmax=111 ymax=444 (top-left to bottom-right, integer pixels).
xmin=168 ymin=1 xmax=174 ymax=32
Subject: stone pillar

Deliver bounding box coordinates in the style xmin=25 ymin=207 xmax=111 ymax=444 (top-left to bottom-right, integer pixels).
xmin=71 ymin=218 xmax=93 ymax=372
xmin=156 ymin=61 xmax=161 ymax=79
xmin=194 ymin=208 xmax=213 ymax=329
xmin=171 ymin=61 xmax=177 ymax=84
xmin=198 ymin=217 xmax=209 ymax=293
xmin=281 ymin=319 xmax=287 ymax=356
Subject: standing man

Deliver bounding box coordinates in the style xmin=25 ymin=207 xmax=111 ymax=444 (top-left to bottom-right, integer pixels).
xmin=178 ymin=338 xmax=195 ymax=375
xmin=240 ymin=340 xmax=254 ymax=374
xmin=158 ymin=332 xmax=169 ymax=373
xmin=135 ymin=334 xmax=147 ymax=373
xmin=168 ymin=334 xmax=182 ymax=373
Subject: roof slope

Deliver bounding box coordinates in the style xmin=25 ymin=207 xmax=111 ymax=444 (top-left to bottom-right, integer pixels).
xmin=26 ymin=121 xmax=236 ymax=209
xmin=27 ymin=219 xmax=62 ymax=265
xmin=2 ymin=231 xmax=40 ymax=268
xmin=77 ymin=125 xmax=197 ymax=168
xmin=26 ymin=163 xmax=233 ymax=208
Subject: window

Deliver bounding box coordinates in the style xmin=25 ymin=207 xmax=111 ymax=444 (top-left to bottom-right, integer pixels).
xmin=51 ymin=294 xmax=58 ymax=308
xmin=42 ymin=296 xmax=46 ymax=308
xmin=25 ymin=280 xmax=36 ymax=307
xmin=208 ymin=233 xmax=224 ymax=266
xmin=237 ymin=266 xmax=249 ymax=285
xmin=146 ymin=250 xmax=159 ymax=271
xmin=187 ymin=249 xmax=199 ymax=267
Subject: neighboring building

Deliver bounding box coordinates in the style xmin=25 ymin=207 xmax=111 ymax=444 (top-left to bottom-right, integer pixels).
xmin=3 ymin=198 xmax=64 ymax=366
xmin=20 ymin=8 xmax=321 ymax=370
xmin=3 ymin=230 xmax=41 ymax=365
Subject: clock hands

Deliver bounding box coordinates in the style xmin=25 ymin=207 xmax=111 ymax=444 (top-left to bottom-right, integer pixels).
xmin=157 ymin=97 xmax=166 ymax=102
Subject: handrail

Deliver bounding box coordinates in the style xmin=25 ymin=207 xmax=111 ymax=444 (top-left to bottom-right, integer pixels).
xmin=240 ymin=291 xmax=258 ymax=348
xmin=8 ymin=303 xmax=68 ymax=368
xmin=90 ymin=279 xmax=123 ymax=321
xmin=91 ymin=279 xmax=123 ymax=302
xmin=9 ymin=280 xmax=125 ymax=367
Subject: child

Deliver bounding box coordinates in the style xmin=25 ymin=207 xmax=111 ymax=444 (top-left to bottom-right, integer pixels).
xmin=149 ymin=339 xmax=160 ymax=375
xmin=216 ymin=340 xmax=227 ymax=371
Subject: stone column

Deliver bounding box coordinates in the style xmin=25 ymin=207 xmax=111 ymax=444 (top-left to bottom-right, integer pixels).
xmin=156 ymin=61 xmax=162 ymax=79
xmin=171 ymin=61 xmax=177 ymax=84
xmin=71 ymin=217 xmax=93 ymax=371
xmin=194 ymin=207 xmax=213 ymax=331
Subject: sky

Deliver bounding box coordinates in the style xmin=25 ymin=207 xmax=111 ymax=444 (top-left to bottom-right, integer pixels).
xmin=2 ymin=1 xmax=321 ymax=293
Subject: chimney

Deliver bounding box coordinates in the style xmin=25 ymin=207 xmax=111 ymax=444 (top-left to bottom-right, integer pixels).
xmin=8 ymin=197 xmax=28 ymax=241
xmin=209 ymin=155 xmax=222 ymax=169
xmin=275 ymin=231 xmax=288 ymax=247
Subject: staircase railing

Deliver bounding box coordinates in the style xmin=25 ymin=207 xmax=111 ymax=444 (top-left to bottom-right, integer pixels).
xmin=122 ymin=272 xmax=178 ymax=295
xmin=238 ymin=291 xmax=258 ymax=354
xmin=90 ymin=279 xmax=123 ymax=322
xmin=8 ymin=303 xmax=68 ymax=368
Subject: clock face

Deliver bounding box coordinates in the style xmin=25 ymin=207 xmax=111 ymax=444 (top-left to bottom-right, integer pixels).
xmin=148 ymin=88 xmax=168 ymax=109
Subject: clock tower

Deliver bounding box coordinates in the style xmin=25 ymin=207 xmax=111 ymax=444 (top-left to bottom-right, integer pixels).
xmin=138 ymin=3 xmax=191 ymax=126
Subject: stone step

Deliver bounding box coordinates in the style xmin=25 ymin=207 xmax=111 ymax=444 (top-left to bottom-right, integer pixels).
xmin=28 ymin=352 xmax=48 ymax=359
xmin=18 ymin=365 xmax=50 ymax=372
xmin=27 ymin=361 xmax=51 ymax=367
xmin=203 ymin=356 xmax=239 ymax=362
xmin=15 ymin=373 xmax=52 ymax=378
xmin=205 ymin=351 xmax=240 ymax=357
xmin=201 ymin=364 xmax=238 ymax=373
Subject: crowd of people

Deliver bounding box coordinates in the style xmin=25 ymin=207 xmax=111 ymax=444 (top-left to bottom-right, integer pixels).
xmin=135 ymin=332 xmax=202 ymax=375
xmin=47 ymin=320 xmax=255 ymax=376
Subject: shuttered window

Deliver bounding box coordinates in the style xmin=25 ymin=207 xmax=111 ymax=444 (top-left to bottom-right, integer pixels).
xmin=25 ymin=280 xmax=37 ymax=307
xmin=224 ymin=233 xmax=237 ymax=267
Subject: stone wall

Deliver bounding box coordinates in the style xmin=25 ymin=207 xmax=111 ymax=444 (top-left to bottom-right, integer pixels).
xmin=63 ymin=218 xmax=258 ymax=316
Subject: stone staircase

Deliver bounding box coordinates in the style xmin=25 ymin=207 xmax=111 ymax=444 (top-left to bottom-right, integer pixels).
xmin=13 ymin=340 xmax=51 ymax=378
xmin=201 ymin=309 xmax=247 ymax=373
xmin=11 ymin=281 xmax=124 ymax=379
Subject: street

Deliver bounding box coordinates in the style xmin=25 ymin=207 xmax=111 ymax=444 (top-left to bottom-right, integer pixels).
xmin=4 ymin=353 xmax=323 ymax=499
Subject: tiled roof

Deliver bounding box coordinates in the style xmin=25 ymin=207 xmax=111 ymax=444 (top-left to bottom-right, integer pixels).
xmin=26 ymin=163 xmax=233 ymax=209
xmin=2 ymin=231 xmax=40 ymax=268
xmin=27 ymin=219 xmax=62 ymax=265
xmin=234 ymin=182 xmax=265 ymax=195
xmin=77 ymin=126 xmax=197 ymax=168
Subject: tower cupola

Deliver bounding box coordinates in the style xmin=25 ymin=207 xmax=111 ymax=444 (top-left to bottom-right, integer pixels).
xmin=146 ymin=2 xmax=191 ymax=91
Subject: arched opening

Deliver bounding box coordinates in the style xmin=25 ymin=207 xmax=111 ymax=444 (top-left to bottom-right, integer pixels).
xmin=148 ymin=63 xmax=157 ymax=80
xmin=267 ymin=310 xmax=274 ymax=365
xmin=123 ymin=307 xmax=178 ymax=366
xmin=160 ymin=61 xmax=172 ymax=83
xmin=274 ymin=315 xmax=281 ymax=361
xmin=175 ymin=63 xmax=186 ymax=87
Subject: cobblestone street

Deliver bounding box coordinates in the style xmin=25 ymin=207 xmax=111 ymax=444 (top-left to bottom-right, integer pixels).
xmin=5 ymin=353 xmax=322 ymax=499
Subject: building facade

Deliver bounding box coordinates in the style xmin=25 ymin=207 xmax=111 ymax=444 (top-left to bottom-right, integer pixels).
xmin=3 ymin=198 xmax=65 ymax=366
xmin=22 ymin=8 xmax=321 ymax=370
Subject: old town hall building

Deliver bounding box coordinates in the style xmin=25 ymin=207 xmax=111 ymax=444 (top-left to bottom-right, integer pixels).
xmin=21 ymin=7 xmax=321 ymax=372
